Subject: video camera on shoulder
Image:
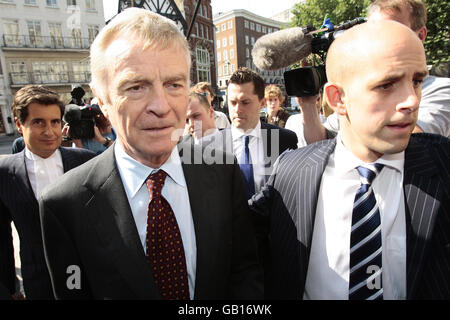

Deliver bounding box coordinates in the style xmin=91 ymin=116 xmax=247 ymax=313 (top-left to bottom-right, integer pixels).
xmin=284 ymin=17 xmax=366 ymax=97
xmin=63 ymin=104 xmax=102 ymax=139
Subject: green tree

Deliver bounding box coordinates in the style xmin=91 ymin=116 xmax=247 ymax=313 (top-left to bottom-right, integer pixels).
xmin=424 ymin=0 xmax=450 ymax=65
xmin=291 ymin=0 xmax=371 ymax=30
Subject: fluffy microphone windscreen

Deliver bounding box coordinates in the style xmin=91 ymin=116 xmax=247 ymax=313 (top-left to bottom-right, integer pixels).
xmin=252 ymin=27 xmax=312 ymax=70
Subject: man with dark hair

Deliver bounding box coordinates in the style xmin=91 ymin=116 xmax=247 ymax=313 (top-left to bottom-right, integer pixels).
xmin=219 ymin=67 xmax=297 ymax=200
xmin=300 ymin=0 xmax=450 ymax=142
xmin=0 ymin=85 xmax=95 ymax=299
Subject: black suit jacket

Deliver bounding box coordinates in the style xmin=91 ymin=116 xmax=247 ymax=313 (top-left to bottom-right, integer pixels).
xmin=39 ymin=142 xmax=263 ymax=299
xmin=251 ymin=133 xmax=450 ymax=299
xmin=0 ymin=147 xmax=95 ymax=299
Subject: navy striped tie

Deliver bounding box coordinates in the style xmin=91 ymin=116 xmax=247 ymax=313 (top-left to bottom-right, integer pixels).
xmin=349 ymin=163 xmax=384 ymax=300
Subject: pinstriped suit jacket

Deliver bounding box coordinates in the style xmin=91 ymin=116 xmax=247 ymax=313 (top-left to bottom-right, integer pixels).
xmin=251 ymin=133 xmax=450 ymax=299
xmin=0 ymin=147 xmax=95 ymax=299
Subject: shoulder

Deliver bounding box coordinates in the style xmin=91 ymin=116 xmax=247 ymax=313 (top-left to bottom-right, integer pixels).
xmin=0 ymin=152 xmax=22 ymax=170
xmin=60 ymin=146 xmax=96 ymax=160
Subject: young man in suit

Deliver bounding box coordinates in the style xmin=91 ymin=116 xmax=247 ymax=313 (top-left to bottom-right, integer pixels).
xmin=300 ymin=0 xmax=450 ymax=142
xmin=39 ymin=8 xmax=263 ymax=300
xmin=212 ymin=68 xmax=298 ymax=200
xmin=251 ymin=20 xmax=449 ymax=299
xmin=0 ymin=85 xmax=95 ymax=299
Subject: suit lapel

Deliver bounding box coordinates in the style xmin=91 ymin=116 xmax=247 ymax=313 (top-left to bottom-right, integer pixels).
xmin=178 ymin=143 xmax=220 ymax=299
xmin=12 ymin=152 xmax=37 ymax=203
xmin=403 ymin=137 xmax=442 ymax=299
xmin=59 ymin=147 xmax=74 ymax=172
xmin=295 ymin=139 xmax=336 ymax=295
xmin=84 ymin=146 xmax=159 ymax=298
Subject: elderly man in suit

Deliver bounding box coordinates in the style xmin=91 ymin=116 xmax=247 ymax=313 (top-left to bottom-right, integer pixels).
xmin=0 ymin=85 xmax=95 ymax=299
xmin=39 ymin=8 xmax=263 ymax=300
xmin=251 ymin=20 xmax=450 ymax=300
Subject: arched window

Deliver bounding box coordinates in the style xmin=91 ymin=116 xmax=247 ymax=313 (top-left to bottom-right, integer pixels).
xmin=196 ymin=46 xmax=210 ymax=83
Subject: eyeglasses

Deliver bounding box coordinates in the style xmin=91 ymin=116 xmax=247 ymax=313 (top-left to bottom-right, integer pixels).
xmin=199 ymin=91 xmax=210 ymax=96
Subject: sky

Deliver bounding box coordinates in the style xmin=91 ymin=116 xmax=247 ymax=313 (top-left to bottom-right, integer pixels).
xmin=102 ymin=0 xmax=298 ymax=21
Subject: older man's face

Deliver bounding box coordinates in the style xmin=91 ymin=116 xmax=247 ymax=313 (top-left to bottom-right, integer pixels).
xmin=99 ymin=36 xmax=189 ymax=167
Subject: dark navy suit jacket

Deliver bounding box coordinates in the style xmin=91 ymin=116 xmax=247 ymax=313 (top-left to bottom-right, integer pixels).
xmin=0 ymin=147 xmax=95 ymax=299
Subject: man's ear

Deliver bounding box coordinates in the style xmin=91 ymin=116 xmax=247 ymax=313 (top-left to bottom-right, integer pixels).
xmin=14 ymin=117 xmax=23 ymax=135
xmin=416 ymin=26 xmax=427 ymax=43
xmin=260 ymin=98 xmax=266 ymax=110
xmin=324 ymin=82 xmax=347 ymax=116
xmin=91 ymin=87 xmax=109 ymax=119
xmin=209 ymin=106 xmax=215 ymax=118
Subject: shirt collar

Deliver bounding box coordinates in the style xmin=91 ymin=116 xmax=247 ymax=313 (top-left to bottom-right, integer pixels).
xmin=231 ymin=120 xmax=261 ymax=142
xmin=114 ymin=141 xmax=186 ymax=198
xmin=335 ymin=134 xmax=405 ymax=175
xmin=24 ymin=146 xmax=61 ymax=162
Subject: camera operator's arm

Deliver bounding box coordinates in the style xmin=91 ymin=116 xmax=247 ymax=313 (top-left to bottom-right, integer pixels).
xmin=296 ymin=96 xmax=328 ymax=144
xmin=93 ymin=126 xmax=112 ymax=148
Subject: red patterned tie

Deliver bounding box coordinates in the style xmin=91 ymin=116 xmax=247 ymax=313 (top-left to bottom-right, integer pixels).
xmin=145 ymin=170 xmax=190 ymax=300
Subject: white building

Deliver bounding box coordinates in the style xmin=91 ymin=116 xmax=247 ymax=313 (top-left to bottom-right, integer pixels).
xmin=0 ymin=0 xmax=105 ymax=135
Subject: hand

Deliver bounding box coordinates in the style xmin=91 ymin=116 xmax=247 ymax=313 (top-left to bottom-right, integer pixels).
xmin=62 ymin=123 xmax=70 ymax=137
xmin=93 ymin=125 xmax=104 ymax=143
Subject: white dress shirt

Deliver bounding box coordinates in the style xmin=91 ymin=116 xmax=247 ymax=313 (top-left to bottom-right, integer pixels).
xmin=114 ymin=142 xmax=197 ymax=300
xmin=24 ymin=147 xmax=64 ymax=199
xmin=304 ymin=135 xmax=406 ymax=300
xmin=285 ymin=113 xmax=326 ymax=148
xmin=231 ymin=121 xmax=266 ymax=193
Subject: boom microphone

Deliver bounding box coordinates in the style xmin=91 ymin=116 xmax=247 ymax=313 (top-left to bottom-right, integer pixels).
xmin=252 ymin=27 xmax=313 ymax=71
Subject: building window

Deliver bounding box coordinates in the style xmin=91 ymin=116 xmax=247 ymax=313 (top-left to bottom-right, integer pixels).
xmin=85 ymin=0 xmax=95 ymax=11
xmin=196 ymin=46 xmax=210 ymax=83
xmin=3 ymin=19 xmax=20 ymax=46
xmin=25 ymin=0 xmax=37 ymax=5
xmin=67 ymin=0 xmax=77 ymax=5
xmin=228 ymin=20 xmax=232 ymax=29
xmin=251 ymin=37 xmax=255 ymax=46
xmin=203 ymin=5 xmax=208 ymax=18
xmin=246 ymin=48 xmax=249 ymax=58
xmin=230 ymin=49 xmax=234 ymax=59
xmin=10 ymin=62 xmax=28 ymax=85
xmin=221 ymin=23 xmax=226 ymax=31
xmin=46 ymin=0 xmax=58 ymax=7
xmin=262 ymin=26 xmax=266 ymax=33
xmin=48 ymin=22 xmax=63 ymax=47
xmin=217 ymin=52 xmax=221 ymax=62
xmin=223 ymin=50 xmax=228 ymax=61
xmin=216 ymin=39 xmax=220 ymax=49
xmin=70 ymin=28 xmax=82 ymax=48
xmin=205 ymin=26 xmax=209 ymax=40
xmin=215 ymin=26 xmax=219 ymax=33
xmin=256 ymin=24 xmax=261 ymax=32
xmin=245 ymin=35 xmax=249 ymax=45
xmin=222 ymin=38 xmax=227 ymax=47
xmin=88 ymin=24 xmax=99 ymax=44
xmin=32 ymin=61 xmax=68 ymax=84
xmin=244 ymin=20 xmax=249 ymax=28
xmin=223 ymin=63 xmax=228 ymax=76
xmin=250 ymin=22 xmax=254 ymax=30
xmin=200 ymin=24 xmax=204 ymax=38
xmin=218 ymin=66 xmax=222 ymax=76
xmin=268 ymin=27 xmax=272 ymax=33
xmin=27 ymin=20 xmax=43 ymax=47
xmin=72 ymin=60 xmax=90 ymax=82
xmin=229 ymin=36 xmax=233 ymax=45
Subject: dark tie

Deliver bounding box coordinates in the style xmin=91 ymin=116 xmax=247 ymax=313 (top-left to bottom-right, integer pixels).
xmin=349 ymin=163 xmax=384 ymax=300
xmin=145 ymin=170 xmax=190 ymax=300
xmin=239 ymin=135 xmax=255 ymax=200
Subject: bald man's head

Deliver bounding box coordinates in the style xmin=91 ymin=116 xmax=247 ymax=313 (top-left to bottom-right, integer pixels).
xmin=325 ymin=20 xmax=424 ymax=86
xmin=323 ymin=20 xmax=428 ymax=162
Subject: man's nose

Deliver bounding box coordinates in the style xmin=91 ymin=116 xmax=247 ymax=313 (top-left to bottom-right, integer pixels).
xmin=145 ymin=84 xmax=171 ymax=115
xmin=397 ymin=84 xmax=420 ymax=113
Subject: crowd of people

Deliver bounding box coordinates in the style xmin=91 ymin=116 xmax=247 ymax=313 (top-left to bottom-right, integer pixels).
xmin=0 ymin=0 xmax=448 ymax=301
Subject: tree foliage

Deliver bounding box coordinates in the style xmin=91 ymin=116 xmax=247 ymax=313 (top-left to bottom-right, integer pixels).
xmin=290 ymin=0 xmax=449 ymax=67
xmin=424 ymin=0 xmax=450 ymax=65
